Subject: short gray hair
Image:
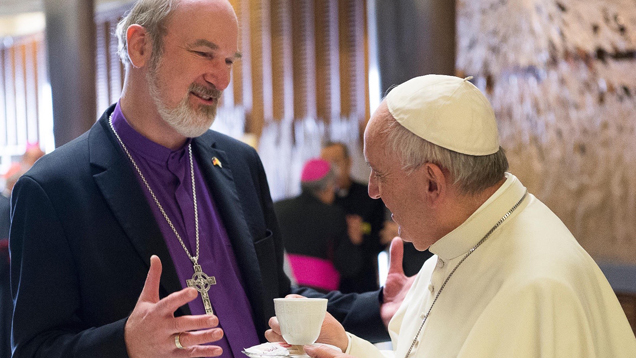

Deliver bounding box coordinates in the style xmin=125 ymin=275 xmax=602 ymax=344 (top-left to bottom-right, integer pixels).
xmin=383 ymin=115 xmax=508 ymax=195
xmin=301 ymin=168 xmax=336 ymax=196
xmin=116 ymin=0 xmax=179 ymax=66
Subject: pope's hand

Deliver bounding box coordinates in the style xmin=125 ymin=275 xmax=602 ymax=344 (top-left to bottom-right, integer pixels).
xmin=124 ymin=255 xmax=224 ymax=358
xmin=265 ymin=295 xmax=348 ymax=352
xmin=304 ymin=344 xmax=354 ymax=358
xmin=380 ymin=237 xmax=415 ymax=327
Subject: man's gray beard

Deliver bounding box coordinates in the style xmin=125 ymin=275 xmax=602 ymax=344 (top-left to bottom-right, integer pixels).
xmin=147 ymin=69 xmax=218 ymax=138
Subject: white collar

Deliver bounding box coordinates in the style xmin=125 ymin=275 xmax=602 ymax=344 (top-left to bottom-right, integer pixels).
xmin=429 ymin=173 xmax=528 ymax=261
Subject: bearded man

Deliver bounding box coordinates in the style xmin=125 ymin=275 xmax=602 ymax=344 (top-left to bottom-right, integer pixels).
xmin=8 ymin=1 xmax=396 ymax=357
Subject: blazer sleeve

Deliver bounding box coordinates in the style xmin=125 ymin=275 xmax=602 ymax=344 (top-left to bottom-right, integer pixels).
xmin=332 ymin=210 xmax=364 ymax=278
xmin=10 ymin=175 xmax=130 ymax=358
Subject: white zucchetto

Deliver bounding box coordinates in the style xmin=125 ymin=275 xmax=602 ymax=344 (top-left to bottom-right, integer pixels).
xmin=386 ymin=74 xmax=500 ymax=156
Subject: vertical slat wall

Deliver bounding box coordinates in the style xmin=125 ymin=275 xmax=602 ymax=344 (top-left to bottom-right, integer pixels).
xmin=315 ymin=0 xmax=340 ymax=124
xmin=95 ymin=6 xmax=129 ymax=115
xmin=339 ymin=0 xmax=367 ymax=123
xmin=248 ymin=0 xmax=273 ymax=135
xmin=270 ymin=0 xmax=294 ymax=122
xmin=291 ymin=0 xmax=317 ymax=122
xmin=0 ymin=34 xmax=46 ymax=170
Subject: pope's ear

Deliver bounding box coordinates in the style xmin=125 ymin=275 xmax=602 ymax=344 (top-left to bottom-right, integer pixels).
xmin=126 ymin=24 xmax=152 ymax=68
xmin=423 ymin=162 xmax=446 ymax=205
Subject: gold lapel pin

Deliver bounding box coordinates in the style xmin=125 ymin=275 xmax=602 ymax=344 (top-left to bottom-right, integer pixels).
xmin=212 ymin=157 xmax=222 ymax=168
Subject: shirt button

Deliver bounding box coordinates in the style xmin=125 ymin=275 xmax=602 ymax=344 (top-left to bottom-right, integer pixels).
xmin=428 ymin=283 xmax=434 ymax=292
xmin=436 ymin=259 xmax=445 ymax=268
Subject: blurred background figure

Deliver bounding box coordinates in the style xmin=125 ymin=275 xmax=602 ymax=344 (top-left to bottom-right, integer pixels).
xmin=275 ymin=158 xmax=363 ymax=293
xmin=320 ymin=142 xmax=387 ymax=293
xmin=0 ymin=142 xmax=45 ymax=358
xmin=1 ymin=143 xmax=46 ymax=200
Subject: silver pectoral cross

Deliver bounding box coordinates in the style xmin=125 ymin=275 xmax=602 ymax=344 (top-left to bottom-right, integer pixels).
xmin=186 ymin=264 xmax=216 ymax=315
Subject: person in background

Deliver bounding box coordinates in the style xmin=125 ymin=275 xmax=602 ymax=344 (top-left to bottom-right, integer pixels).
xmin=1 ymin=142 xmax=44 ymax=358
xmin=275 ymin=159 xmax=363 ymax=292
xmin=267 ymin=74 xmax=636 ymax=358
xmin=320 ymin=142 xmax=386 ymax=293
xmin=9 ymin=1 xmax=400 ymax=357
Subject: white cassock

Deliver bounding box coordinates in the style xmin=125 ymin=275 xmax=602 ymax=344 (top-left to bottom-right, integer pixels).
xmin=345 ymin=173 xmax=636 ymax=358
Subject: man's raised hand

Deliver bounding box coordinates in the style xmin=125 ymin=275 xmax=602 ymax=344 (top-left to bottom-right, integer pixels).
xmin=124 ymin=255 xmax=225 ymax=358
xmin=380 ymin=237 xmax=416 ymax=327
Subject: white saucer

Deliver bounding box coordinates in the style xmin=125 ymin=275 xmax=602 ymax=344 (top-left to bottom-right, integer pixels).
xmin=243 ymin=342 xmax=340 ymax=357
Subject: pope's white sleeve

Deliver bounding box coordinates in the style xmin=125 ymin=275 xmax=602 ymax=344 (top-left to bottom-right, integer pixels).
xmin=345 ymin=332 xmax=394 ymax=358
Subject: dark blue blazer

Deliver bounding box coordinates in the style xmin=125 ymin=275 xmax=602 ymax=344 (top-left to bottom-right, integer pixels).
xmin=9 ymin=105 xmax=386 ymax=358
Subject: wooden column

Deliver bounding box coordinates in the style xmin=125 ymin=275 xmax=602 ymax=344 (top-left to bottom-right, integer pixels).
xmin=44 ymin=0 xmax=96 ymax=147
xmin=375 ymin=0 xmax=456 ymax=93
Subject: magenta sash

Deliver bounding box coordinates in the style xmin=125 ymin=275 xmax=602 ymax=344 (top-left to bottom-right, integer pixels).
xmin=286 ymin=254 xmax=340 ymax=291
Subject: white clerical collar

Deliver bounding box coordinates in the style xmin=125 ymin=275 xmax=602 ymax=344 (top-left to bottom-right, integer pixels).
xmin=429 ymin=173 xmax=528 ymax=261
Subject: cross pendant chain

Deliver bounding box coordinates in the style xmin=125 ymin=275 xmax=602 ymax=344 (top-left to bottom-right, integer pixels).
xmin=108 ymin=118 xmax=218 ymax=316
xmin=186 ymin=264 xmax=217 ymax=315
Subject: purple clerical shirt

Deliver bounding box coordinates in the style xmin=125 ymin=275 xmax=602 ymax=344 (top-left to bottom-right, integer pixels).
xmin=111 ymin=103 xmax=260 ymax=357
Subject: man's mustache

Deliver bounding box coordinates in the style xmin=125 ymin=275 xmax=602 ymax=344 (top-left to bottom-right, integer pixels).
xmin=190 ymin=83 xmax=222 ymax=99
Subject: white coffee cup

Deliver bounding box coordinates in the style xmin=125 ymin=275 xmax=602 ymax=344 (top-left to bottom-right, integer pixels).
xmin=274 ymin=298 xmax=328 ymax=345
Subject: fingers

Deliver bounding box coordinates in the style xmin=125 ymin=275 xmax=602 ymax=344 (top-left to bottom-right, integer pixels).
xmin=178 ymin=343 xmax=223 ymax=357
xmin=265 ymin=316 xmax=283 ymax=342
xmin=173 ymin=313 xmax=219 ymax=333
xmin=387 ymin=238 xmax=405 ymax=276
xmin=304 ymin=345 xmax=345 ymax=358
xmin=284 ymin=294 xmax=306 ymax=299
xmin=176 ymin=327 xmax=224 ymax=348
xmin=268 ymin=316 xmax=280 ymax=332
xmin=138 ymin=255 xmax=163 ymax=303
xmin=155 ymin=287 xmax=198 ymax=316
xmin=264 ymin=328 xmax=284 ymax=342
xmin=317 ymin=312 xmax=348 ymax=352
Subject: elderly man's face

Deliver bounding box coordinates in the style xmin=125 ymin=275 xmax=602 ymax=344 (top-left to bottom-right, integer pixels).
xmin=364 ymin=103 xmax=432 ymax=250
xmin=147 ymin=0 xmax=240 ymax=138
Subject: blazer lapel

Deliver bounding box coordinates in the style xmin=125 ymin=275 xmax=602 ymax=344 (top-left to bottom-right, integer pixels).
xmin=88 ymin=110 xmax=189 ymax=315
xmin=192 ymin=136 xmax=266 ymax=318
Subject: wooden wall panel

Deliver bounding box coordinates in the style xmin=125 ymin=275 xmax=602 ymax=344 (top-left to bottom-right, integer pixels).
xmin=228 ymin=0 xmax=244 ymax=109
xmin=95 ymin=5 xmax=129 ymax=114
xmin=24 ymin=39 xmax=39 ymax=143
xmin=0 ymin=34 xmax=47 ymax=166
xmin=14 ymin=43 xmax=26 ymax=145
xmin=96 ymin=20 xmax=111 ymax=112
xmin=339 ymin=0 xmax=366 ymax=122
xmin=291 ymin=0 xmax=317 ymax=121
xmin=247 ymin=0 xmax=273 ymax=136
xmin=270 ymin=0 xmax=294 ymax=121
xmin=314 ymin=0 xmax=340 ymax=123
xmin=3 ymin=46 xmax=16 ymax=147
xmin=0 ymin=47 xmax=5 ymax=148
